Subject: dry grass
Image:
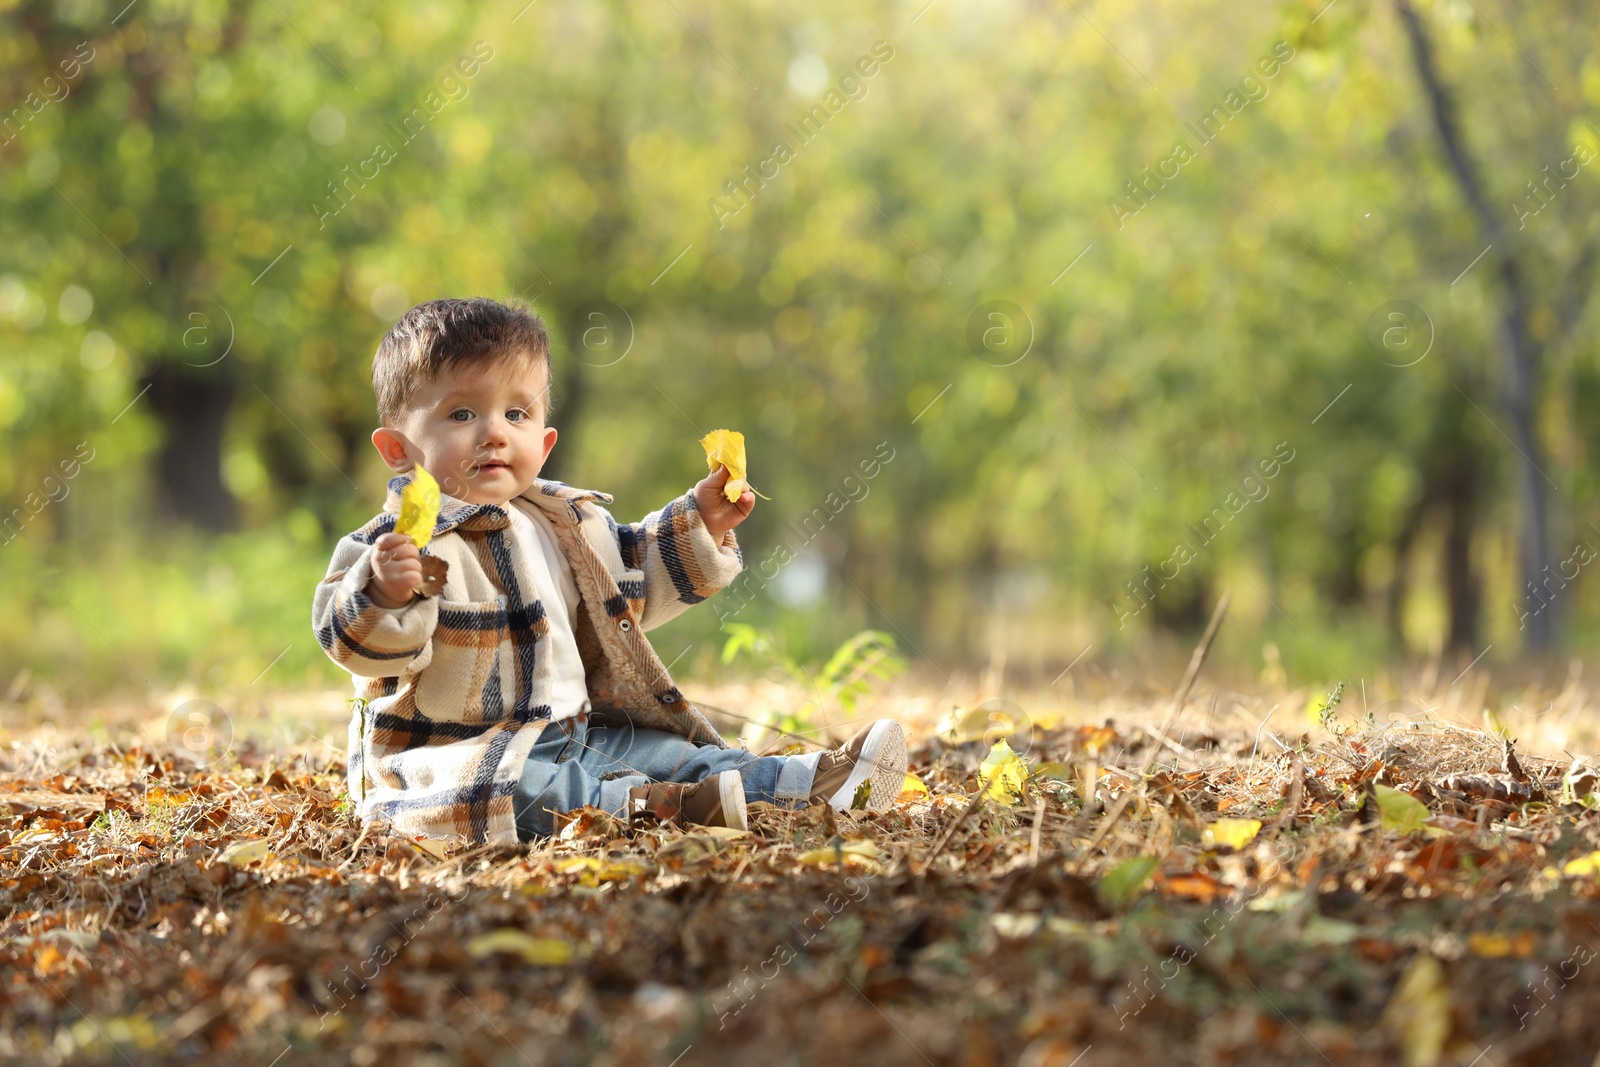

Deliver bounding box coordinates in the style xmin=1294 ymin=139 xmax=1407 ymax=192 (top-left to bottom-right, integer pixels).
xmin=5 ymin=667 xmax=1600 ymax=1066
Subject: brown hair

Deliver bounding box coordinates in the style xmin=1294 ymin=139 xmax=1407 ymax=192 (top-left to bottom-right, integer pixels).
xmin=372 ymin=297 xmax=551 ymax=426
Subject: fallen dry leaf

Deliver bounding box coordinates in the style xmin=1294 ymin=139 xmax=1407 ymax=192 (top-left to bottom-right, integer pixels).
xmin=1466 ymin=931 xmax=1535 ymax=959
xmin=978 ymin=739 xmax=1028 ymax=806
xmin=218 ymin=838 xmax=272 ymax=866
xmin=1381 ymin=954 xmax=1450 ymax=1067
xmin=1202 ymin=818 xmax=1261 ymax=851
xmin=465 ymin=929 xmax=578 ymax=966
xmin=897 ymin=772 xmax=929 ymax=801
xmin=796 ymin=839 xmax=883 ymax=873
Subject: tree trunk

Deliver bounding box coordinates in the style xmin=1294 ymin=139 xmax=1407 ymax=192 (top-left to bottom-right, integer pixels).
xmin=1386 ymin=395 xmax=1484 ymax=653
xmin=1440 ymin=442 xmax=1481 ymax=653
xmin=1394 ymin=0 xmax=1554 ymax=651
xmin=538 ymin=301 xmax=590 ymax=486
xmin=143 ymin=361 xmax=237 ymax=532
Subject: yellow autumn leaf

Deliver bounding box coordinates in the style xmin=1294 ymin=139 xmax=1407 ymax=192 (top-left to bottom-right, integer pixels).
xmin=1560 ymin=851 xmax=1600 ymax=877
xmin=13 ymin=826 xmax=60 ymax=845
xmin=555 ymin=855 xmax=651 ymax=884
xmin=1381 ymin=954 xmax=1451 ymax=1067
xmin=218 ymin=838 xmax=272 ymax=866
xmin=407 ymin=836 xmax=451 ymax=862
xmin=796 ymin=839 xmax=883 ymax=872
xmin=699 ymin=428 xmax=771 ymax=502
xmin=1202 ymin=818 xmax=1262 ymax=851
xmin=395 ymin=465 xmax=441 ymax=549
xmin=978 ymin=739 xmax=1028 ymax=806
xmin=465 ymin=929 xmax=578 ymax=966
xmin=698 ymin=825 xmax=752 ymax=841
xmin=145 ymin=786 xmax=196 ymax=808
xmin=34 ymin=943 xmax=67 ymax=975
xmin=936 ymin=703 xmax=1028 ymax=746
xmin=1467 ymin=931 xmax=1534 ymax=958
xmin=897 ymin=772 xmax=929 ymax=801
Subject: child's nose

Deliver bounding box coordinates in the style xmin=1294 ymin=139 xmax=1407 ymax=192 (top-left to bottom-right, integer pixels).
xmin=479 ymin=415 xmax=509 ymax=444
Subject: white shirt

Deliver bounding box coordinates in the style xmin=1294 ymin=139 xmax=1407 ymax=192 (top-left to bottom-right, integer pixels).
xmin=508 ymin=504 xmax=589 ymax=723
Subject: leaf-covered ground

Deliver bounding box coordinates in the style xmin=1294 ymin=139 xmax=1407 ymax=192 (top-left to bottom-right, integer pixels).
xmin=6 ymin=679 xmax=1600 ymax=1067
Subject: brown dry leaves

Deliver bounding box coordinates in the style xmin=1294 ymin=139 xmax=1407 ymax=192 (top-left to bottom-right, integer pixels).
xmin=3 ymin=710 xmax=1600 ymax=1065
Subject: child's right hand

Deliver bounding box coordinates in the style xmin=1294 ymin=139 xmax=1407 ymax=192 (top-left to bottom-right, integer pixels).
xmin=368 ymin=532 xmax=422 ymax=608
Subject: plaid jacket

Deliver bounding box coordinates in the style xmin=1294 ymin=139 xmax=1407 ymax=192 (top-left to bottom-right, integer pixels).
xmin=312 ymin=474 xmax=743 ymax=844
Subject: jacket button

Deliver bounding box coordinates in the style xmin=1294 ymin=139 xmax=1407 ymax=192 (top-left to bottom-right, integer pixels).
xmin=661 ymin=692 xmax=677 ymax=704
xmin=618 ymin=619 xmax=633 ymax=632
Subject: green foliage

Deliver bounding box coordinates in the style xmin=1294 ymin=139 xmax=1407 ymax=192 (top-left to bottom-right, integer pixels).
xmin=815 ymin=630 xmax=907 ymax=713
xmin=0 ymin=526 xmax=345 ymax=700
xmin=1314 ymin=682 xmax=1348 ymax=736
xmin=721 ymin=623 xmax=905 ymax=715
xmin=1 ymin=0 xmax=1598 ymax=698
xmin=1096 ymin=855 xmax=1160 ymax=912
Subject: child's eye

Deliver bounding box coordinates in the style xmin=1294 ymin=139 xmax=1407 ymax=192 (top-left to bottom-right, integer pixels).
xmin=450 ymin=409 xmax=473 ymax=423
xmin=506 ymin=408 xmax=526 ymax=423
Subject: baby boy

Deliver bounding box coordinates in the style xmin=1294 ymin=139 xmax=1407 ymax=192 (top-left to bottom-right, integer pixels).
xmin=313 ymin=297 xmax=908 ymax=844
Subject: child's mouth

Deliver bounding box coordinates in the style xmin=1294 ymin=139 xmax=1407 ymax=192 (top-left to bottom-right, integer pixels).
xmin=476 ymin=461 xmax=511 ymax=474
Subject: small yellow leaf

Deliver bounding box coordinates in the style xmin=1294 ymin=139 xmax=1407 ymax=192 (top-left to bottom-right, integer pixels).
xmin=395 ymin=465 xmax=442 ymax=549
xmin=1467 ymin=931 xmax=1534 ymax=958
xmin=897 ymin=772 xmax=929 ymax=801
xmin=699 ymin=429 xmax=771 ymax=502
xmin=1203 ymin=818 xmax=1262 ymax=851
xmin=145 ymin=787 xmax=196 ymax=808
xmin=407 ymin=836 xmax=451 ymax=861
xmin=936 ymin=703 xmax=1033 ymax=747
xmin=219 ymin=838 xmax=272 ymax=866
xmin=465 ymin=929 xmax=577 ymax=966
xmin=698 ymin=825 xmax=751 ymax=841
xmin=1030 ymin=760 xmax=1074 ymax=781
xmin=1561 ymin=851 xmax=1600 ymax=877
xmin=13 ymin=827 xmax=60 ymax=845
xmin=554 ymin=855 xmax=651 ymax=884
xmin=1381 ymin=955 xmax=1451 ymax=1067
xmin=978 ymin=739 xmax=1028 ymax=806
xmin=34 ymin=944 xmax=66 ymax=976
xmin=796 ymin=839 xmax=883 ymax=872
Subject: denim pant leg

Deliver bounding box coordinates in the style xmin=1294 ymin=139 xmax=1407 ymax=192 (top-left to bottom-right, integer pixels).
xmin=578 ymin=714 xmax=820 ymax=808
xmin=511 ymin=715 xmax=822 ymax=841
xmin=512 ymin=718 xmax=619 ymax=841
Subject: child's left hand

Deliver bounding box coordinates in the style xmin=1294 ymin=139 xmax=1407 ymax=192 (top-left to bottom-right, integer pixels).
xmin=695 ymin=464 xmax=755 ymax=541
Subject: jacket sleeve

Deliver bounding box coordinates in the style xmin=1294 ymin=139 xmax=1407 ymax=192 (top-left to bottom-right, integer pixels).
xmin=312 ymin=533 xmax=439 ymax=677
xmin=612 ymin=491 xmax=744 ymax=632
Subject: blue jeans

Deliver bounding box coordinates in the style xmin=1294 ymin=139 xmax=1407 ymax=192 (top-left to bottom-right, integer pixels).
xmin=511 ymin=713 xmax=822 ymax=840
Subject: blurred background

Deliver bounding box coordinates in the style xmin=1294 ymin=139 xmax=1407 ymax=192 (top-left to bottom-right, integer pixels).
xmin=1 ymin=0 xmax=1598 ymax=723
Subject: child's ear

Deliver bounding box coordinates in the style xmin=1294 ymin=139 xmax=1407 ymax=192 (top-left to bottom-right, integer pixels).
xmin=371 ymin=427 xmax=416 ymax=473
xmin=538 ymin=426 xmax=558 ymax=466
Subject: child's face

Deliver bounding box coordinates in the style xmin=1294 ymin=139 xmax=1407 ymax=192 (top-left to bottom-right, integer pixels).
xmin=371 ymin=351 xmax=557 ymax=505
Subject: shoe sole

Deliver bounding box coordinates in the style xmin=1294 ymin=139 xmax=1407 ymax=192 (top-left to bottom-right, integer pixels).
xmin=825 ymin=720 xmax=908 ymax=813
xmin=717 ymin=769 xmax=749 ymax=830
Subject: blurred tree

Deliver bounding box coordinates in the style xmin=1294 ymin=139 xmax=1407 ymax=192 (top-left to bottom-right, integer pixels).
xmin=1394 ymin=0 xmax=1600 ymax=653
xmin=1 ymin=0 xmax=1599 ymax=696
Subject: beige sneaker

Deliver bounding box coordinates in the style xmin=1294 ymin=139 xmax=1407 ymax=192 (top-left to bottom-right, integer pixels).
xmin=627 ymin=769 xmax=748 ymax=830
xmin=807 ymin=720 xmax=909 ymax=812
